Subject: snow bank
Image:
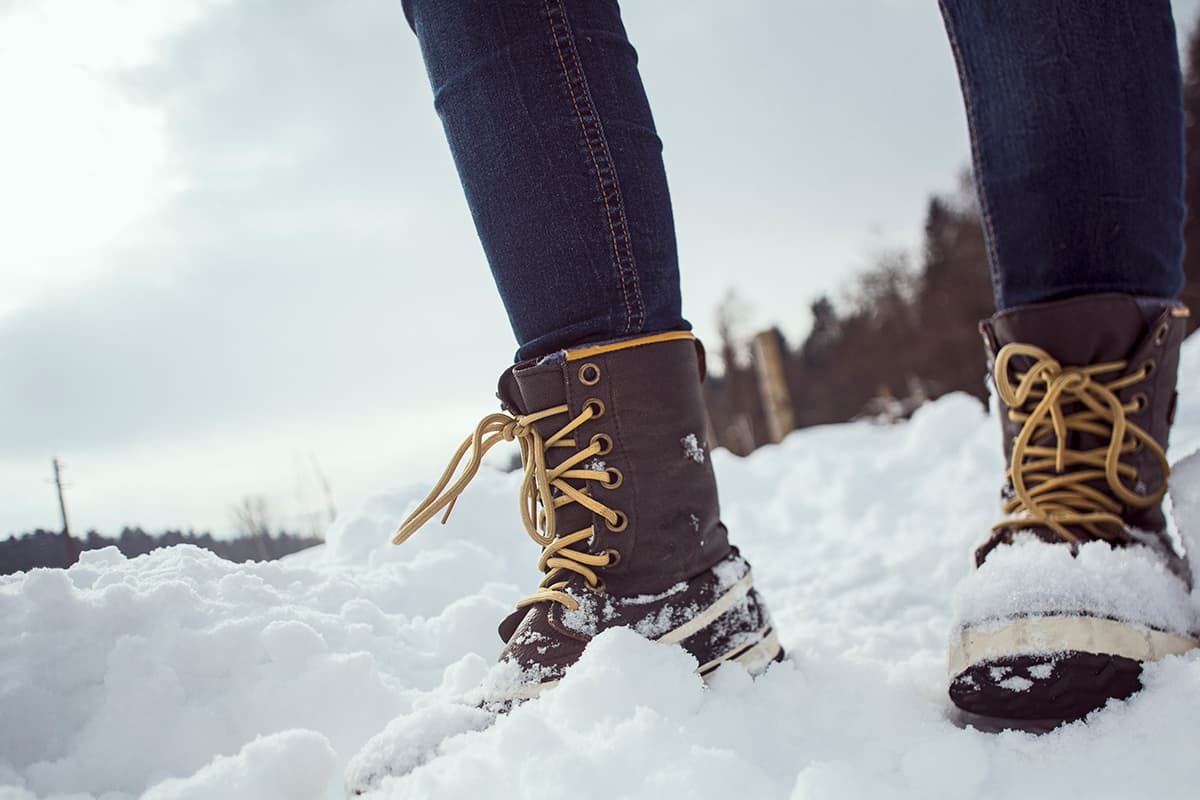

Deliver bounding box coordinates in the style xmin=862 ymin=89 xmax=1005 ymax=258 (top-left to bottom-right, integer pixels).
xmin=140 ymin=731 xmax=337 ymax=800
xmin=2 ymin=337 xmax=1199 ymax=799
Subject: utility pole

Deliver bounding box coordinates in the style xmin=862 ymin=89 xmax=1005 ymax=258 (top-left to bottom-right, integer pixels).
xmin=310 ymin=454 xmax=338 ymax=527
xmin=53 ymin=458 xmax=76 ymax=565
xmin=53 ymin=458 xmax=71 ymax=536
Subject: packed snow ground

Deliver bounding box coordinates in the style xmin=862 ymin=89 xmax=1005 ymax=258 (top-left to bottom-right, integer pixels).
xmin=3 ymin=338 xmax=1200 ymax=800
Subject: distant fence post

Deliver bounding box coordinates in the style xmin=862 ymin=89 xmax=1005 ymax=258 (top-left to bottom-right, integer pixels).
xmin=752 ymin=330 xmax=795 ymax=444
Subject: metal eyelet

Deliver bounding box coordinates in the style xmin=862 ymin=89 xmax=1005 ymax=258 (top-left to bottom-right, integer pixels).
xmin=605 ymin=548 xmax=621 ymax=567
xmin=605 ymin=510 xmax=628 ymax=532
xmin=584 ymin=398 xmax=605 ymax=418
xmin=602 ymin=467 xmax=623 ymax=489
xmin=1154 ymin=322 xmax=1170 ymax=346
xmin=578 ymin=362 xmax=601 ymax=386
xmin=591 ymin=433 xmax=613 ymax=455
xmin=1131 ymin=393 xmax=1149 ymax=413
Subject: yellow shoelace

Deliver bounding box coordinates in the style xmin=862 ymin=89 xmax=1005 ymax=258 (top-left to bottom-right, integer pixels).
xmin=992 ymin=343 xmax=1168 ymax=544
xmin=392 ymin=402 xmax=621 ymax=611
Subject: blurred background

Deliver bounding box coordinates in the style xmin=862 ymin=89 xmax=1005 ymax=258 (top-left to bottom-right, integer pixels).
xmin=4 ymin=0 xmax=1200 ymax=564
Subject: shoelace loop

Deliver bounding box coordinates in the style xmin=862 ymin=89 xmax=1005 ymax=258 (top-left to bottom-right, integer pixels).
xmin=992 ymin=342 xmax=1167 ymax=545
xmin=392 ymin=403 xmax=620 ymax=611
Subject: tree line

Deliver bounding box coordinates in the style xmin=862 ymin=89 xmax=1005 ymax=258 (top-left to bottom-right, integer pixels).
xmin=0 ymin=527 xmax=322 ymax=576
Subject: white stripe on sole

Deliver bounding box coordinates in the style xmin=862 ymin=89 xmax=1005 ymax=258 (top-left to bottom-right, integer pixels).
xmin=655 ymin=571 xmax=754 ymax=645
xmin=948 ymin=615 xmax=1198 ymax=676
xmin=732 ymin=629 xmax=782 ymax=675
xmin=498 ymin=679 xmax=559 ymax=702
xmin=697 ymin=627 xmax=781 ymax=678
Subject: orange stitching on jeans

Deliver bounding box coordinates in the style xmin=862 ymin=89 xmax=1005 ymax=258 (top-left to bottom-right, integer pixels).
xmin=543 ymin=0 xmax=644 ymax=333
xmin=554 ymin=7 xmax=645 ymax=332
xmin=544 ymin=0 xmax=634 ymax=330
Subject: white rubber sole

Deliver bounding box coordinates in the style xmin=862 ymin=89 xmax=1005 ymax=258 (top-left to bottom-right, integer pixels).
xmin=698 ymin=627 xmax=781 ymax=679
xmin=948 ymin=614 xmax=1198 ymax=676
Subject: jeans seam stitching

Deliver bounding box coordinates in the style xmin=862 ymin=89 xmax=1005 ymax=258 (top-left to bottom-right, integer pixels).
xmin=543 ymin=0 xmax=645 ymax=334
xmin=939 ymin=0 xmax=1004 ymax=307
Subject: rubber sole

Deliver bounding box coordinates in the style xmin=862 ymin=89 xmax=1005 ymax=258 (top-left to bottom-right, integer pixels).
xmin=948 ymin=613 xmax=1198 ymax=731
xmin=949 ymin=650 xmax=1143 ymax=731
xmin=494 ymin=623 xmax=784 ymax=704
xmin=698 ymin=625 xmax=783 ymax=678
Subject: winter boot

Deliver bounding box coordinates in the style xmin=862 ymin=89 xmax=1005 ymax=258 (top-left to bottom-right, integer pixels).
xmin=394 ymin=331 xmax=782 ymax=704
xmin=948 ymin=294 xmax=1198 ymax=729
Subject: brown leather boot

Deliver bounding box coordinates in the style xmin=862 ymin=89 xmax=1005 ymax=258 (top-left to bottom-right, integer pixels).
xmin=948 ymin=294 xmax=1198 ymax=730
xmin=395 ymin=332 xmax=782 ymax=704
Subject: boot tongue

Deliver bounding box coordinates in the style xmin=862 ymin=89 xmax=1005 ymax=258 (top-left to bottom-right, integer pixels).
xmin=511 ymin=355 xmax=568 ymax=414
xmin=510 ymin=354 xmax=578 ymax=480
xmin=498 ymin=353 xmax=568 ymax=414
xmin=497 ymin=367 xmax=525 ymax=414
xmin=983 ymin=293 xmax=1152 ymax=364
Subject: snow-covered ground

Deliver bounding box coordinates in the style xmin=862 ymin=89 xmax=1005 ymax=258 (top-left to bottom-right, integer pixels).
xmin=3 ymin=337 xmax=1200 ymax=800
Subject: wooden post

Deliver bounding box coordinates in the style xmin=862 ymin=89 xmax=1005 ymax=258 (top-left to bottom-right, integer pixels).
xmin=752 ymin=329 xmax=795 ymax=443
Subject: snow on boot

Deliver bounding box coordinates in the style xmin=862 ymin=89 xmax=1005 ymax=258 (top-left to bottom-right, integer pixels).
xmin=948 ymin=294 xmax=1198 ymax=730
xmin=392 ymin=332 xmax=782 ymax=706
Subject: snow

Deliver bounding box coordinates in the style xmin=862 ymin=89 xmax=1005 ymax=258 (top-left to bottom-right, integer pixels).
xmin=681 ymin=432 xmax=706 ymax=464
xmin=2 ymin=336 xmax=1200 ymax=799
xmin=950 ymin=534 xmax=1197 ymax=635
xmin=999 ymin=676 xmax=1034 ymax=692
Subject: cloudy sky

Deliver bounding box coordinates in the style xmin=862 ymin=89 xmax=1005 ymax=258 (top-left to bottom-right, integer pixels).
xmin=3 ymin=0 xmax=1199 ymax=539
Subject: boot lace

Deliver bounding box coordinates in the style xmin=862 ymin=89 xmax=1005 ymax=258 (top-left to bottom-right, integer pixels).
xmin=992 ymin=342 xmax=1168 ymax=545
xmin=392 ymin=402 xmax=621 ymax=611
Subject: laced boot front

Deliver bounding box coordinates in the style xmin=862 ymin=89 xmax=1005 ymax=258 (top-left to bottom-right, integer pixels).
xmin=948 ymin=294 xmax=1198 ymax=729
xmin=394 ymin=332 xmax=782 ymax=705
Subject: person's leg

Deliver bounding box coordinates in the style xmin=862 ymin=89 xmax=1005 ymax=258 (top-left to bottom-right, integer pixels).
xmin=403 ymin=0 xmax=685 ymax=361
xmin=939 ymin=0 xmax=1185 ymax=308
xmin=386 ymin=0 xmax=781 ymax=717
xmin=939 ymin=0 xmax=1195 ymax=729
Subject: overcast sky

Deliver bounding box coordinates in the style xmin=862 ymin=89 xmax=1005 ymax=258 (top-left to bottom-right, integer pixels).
xmin=3 ymin=0 xmax=1199 ymax=538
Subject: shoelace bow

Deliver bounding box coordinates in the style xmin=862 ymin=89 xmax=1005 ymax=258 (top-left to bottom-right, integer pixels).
xmin=993 ymin=342 xmax=1168 ymax=545
xmin=392 ymin=402 xmax=620 ymax=611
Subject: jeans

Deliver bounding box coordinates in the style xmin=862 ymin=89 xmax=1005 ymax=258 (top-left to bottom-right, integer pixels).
xmin=404 ymin=0 xmax=1186 ymax=360
xmin=938 ymin=0 xmax=1185 ymax=310
xmin=403 ymin=0 xmax=681 ymax=361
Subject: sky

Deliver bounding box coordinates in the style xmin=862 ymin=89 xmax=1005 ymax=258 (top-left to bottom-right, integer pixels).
xmin=3 ymin=0 xmax=1199 ymax=539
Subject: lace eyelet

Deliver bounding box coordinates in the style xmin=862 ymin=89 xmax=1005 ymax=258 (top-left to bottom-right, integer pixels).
xmin=602 ymin=467 xmax=623 ymax=489
xmin=1140 ymin=359 xmax=1156 ymax=379
xmin=586 ymin=579 xmax=607 ymax=594
xmin=591 ymin=433 xmax=613 ymax=455
xmin=1130 ymin=392 xmax=1149 ymax=413
xmin=584 ymin=398 xmax=605 ymax=418
xmin=1130 ymin=438 xmax=1144 ymax=453
xmin=578 ymin=362 xmax=601 ymax=386
xmin=605 ymin=510 xmax=628 ymax=532
xmin=1154 ymin=322 xmax=1170 ymax=345
xmin=604 ymin=548 xmax=621 ymax=567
